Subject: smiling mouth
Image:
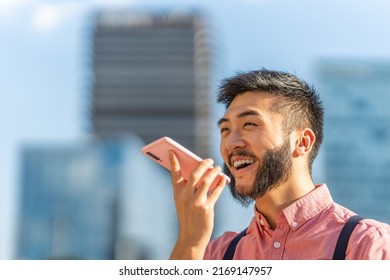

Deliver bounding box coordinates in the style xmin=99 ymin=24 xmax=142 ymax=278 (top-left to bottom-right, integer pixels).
xmin=232 ymin=158 xmax=255 ymax=170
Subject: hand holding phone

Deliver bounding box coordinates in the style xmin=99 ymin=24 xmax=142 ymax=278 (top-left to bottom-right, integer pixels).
xmin=142 ymin=137 xmax=229 ymax=259
xmin=141 ymin=137 xmax=230 ymax=191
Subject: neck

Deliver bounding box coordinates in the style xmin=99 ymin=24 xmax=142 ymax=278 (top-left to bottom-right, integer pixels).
xmin=255 ymin=173 xmax=315 ymax=229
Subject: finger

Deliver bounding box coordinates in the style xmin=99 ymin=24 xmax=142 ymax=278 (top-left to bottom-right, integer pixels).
xmin=195 ymin=165 xmax=222 ymax=197
xmin=208 ymin=176 xmax=227 ymax=205
xmin=186 ymin=158 xmax=214 ymax=187
xmin=169 ymin=151 xmax=184 ymax=184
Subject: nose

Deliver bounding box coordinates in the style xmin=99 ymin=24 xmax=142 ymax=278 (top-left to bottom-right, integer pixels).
xmin=223 ymin=130 xmax=246 ymax=153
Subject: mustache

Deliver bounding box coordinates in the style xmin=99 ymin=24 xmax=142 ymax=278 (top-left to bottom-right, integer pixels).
xmin=228 ymin=150 xmax=257 ymax=167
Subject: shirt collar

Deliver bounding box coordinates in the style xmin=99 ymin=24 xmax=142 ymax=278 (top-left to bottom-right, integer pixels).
xmin=254 ymin=208 xmax=271 ymax=232
xmin=281 ymin=184 xmax=334 ymax=231
xmin=253 ymin=184 xmax=334 ymax=232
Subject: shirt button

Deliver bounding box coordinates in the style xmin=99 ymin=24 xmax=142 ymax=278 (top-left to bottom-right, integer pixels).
xmin=273 ymin=242 xmax=281 ymax=249
xmin=291 ymin=222 xmax=298 ymax=228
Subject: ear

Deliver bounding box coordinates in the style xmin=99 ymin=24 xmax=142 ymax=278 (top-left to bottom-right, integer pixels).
xmin=292 ymin=128 xmax=316 ymax=157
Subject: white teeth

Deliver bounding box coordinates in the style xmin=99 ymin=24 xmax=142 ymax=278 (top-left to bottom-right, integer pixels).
xmin=233 ymin=159 xmax=255 ymax=168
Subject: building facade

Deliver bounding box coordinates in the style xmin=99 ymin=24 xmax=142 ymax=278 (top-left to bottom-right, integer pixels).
xmin=16 ymin=141 xmax=123 ymax=259
xmin=316 ymin=60 xmax=390 ymax=223
xmin=89 ymin=10 xmax=213 ymax=158
xmin=16 ymin=136 xmax=177 ymax=260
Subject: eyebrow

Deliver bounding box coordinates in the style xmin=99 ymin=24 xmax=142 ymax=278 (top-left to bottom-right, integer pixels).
xmin=217 ymin=109 xmax=260 ymax=126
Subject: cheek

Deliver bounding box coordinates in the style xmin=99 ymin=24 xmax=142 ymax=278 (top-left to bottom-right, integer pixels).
xmin=219 ymin=142 xmax=225 ymax=158
xmin=219 ymin=139 xmax=228 ymax=162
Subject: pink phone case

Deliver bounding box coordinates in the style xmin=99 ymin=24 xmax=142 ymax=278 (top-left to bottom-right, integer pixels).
xmin=141 ymin=137 xmax=230 ymax=191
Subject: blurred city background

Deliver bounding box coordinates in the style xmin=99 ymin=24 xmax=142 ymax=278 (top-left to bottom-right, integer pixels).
xmin=1 ymin=0 xmax=390 ymax=259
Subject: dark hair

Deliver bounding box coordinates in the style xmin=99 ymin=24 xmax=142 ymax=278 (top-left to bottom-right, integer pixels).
xmin=217 ymin=69 xmax=324 ymax=171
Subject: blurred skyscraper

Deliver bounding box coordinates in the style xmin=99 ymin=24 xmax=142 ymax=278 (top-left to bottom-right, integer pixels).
xmin=316 ymin=60 xmax=390 ymax=223
xmin=16 ymin=141 xmax=123 ymax=259
xmin=16 ymin=136 xmax=176 ymax=260
xmin=89 ymin=9 xmax=213 ymax=158
xmin=86 ymin=9 xmax=217 ymax=258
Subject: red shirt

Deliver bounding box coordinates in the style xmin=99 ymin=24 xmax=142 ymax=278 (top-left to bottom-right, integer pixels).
xmin=204 ymin=184 xmax=390 ymax=259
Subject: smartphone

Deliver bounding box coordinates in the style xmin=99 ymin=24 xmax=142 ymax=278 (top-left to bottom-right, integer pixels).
xmin=141 ymin=137 xmax=230 ymax=191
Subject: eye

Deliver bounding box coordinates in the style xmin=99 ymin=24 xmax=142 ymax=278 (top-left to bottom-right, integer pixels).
xmin=244 ymin=122 xmax=257 ymax=127
xmin=220 ymin=127 xmax=230 ymax=134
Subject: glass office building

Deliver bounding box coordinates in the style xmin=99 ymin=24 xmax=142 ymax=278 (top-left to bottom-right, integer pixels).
xmin=16 ymin=141 xmax=123 ymax=259
xmin=16 ymin=136 xmax=176 ymax=260
xmin=316 ymin=60 xmax=390 ymax=223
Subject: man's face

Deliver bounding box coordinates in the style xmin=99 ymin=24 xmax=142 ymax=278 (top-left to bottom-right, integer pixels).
xmin=218 ymin=91 xmax=293 ymax=205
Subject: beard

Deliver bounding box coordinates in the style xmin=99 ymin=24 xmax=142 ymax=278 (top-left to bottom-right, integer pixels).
xmin=223 ymin=138 xmax=293 ymax=207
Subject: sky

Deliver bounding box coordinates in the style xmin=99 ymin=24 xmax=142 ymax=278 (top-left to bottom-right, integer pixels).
xmin=2 ymin=0 xmax=390 ymax=259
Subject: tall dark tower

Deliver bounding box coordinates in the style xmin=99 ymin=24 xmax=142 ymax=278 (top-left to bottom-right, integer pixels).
xmin=89 ymin=10 xmax=213 ymax=158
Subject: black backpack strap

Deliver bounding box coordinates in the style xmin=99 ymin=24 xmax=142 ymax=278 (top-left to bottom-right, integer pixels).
xmin=332 ymin=215 xmax=364 ymax=260
xmin=222 ymin=228 xmax=248 ymax=260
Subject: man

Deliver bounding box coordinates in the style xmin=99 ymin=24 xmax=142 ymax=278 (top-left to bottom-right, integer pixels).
xmin=168 ymin=69 xmax=390 ymax=260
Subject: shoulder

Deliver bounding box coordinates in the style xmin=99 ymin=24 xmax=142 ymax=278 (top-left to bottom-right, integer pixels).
xmin=320 ymin=202 xmax=390 ymax=259
xmin=204 ymin=231 xmax=241 ymax=260
xmin=353 ymin=218 xmax=390 ymax=243
xmin=204 ymin=231 xmax=238 ymax=260
xmin=348 ymin=218 xmax=390 ymax=259
xmin=204 ymin=215 xmax=257 ymax=260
